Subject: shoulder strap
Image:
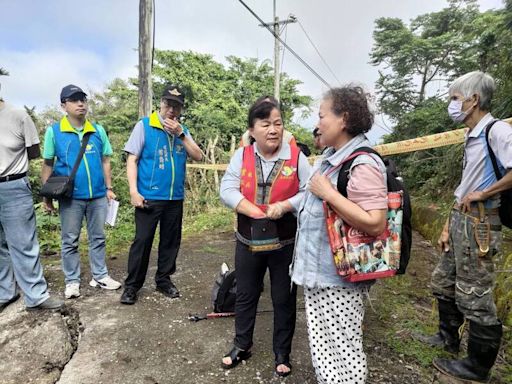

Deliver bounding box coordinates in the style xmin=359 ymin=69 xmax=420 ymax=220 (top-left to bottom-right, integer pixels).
xmin=484 ymin=119 xmax=502 ymax=181
xmin=69 ymin=133 xmax=91 ymax=181
xmin=336 ymin=147 xmax=382 ymax=197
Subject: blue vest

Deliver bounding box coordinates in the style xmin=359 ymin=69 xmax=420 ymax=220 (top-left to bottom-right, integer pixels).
xmin=52 ymin=118 xmax=106 ymax=199
xmin=137 ymin=112 xmax=188 ymax=200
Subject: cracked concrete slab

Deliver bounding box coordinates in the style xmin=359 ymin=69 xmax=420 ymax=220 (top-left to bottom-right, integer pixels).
xmin=0 ymin=302 xmax=76 ymax=384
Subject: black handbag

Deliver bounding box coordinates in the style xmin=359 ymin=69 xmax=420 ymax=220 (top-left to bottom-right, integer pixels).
xmin=40 ymin=133 xmax=91 ymax=199
xmin=248 ymin=218 xmax=281 ymax=252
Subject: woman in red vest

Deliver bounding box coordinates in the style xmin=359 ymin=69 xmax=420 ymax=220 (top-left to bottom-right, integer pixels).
xmin=219 ymin=97 xmax=311 ymax=377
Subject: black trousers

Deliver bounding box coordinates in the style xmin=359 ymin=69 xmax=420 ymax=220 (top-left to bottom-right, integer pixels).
xmin=234 ymin=241 xmax=297 ymax=355
xmin=124 ymin=200 xmax=183 ymax=291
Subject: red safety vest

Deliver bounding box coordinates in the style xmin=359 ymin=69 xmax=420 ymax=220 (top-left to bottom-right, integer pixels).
xmin=237 ymin=144 xmax=300 ymax=243
xmin=240 ymin=144 xmax=300 ymax=211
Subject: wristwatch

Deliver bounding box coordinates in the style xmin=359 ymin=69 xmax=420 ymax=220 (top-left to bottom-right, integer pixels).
xmin=178 ymin=131 xmax=186 ymax=139
xmin=106 ymin=186 xmax=113 ymax=191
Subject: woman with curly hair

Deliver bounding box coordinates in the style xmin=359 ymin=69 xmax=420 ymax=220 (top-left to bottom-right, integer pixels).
xmin=290 ymin=86 xmax=388 ymax=383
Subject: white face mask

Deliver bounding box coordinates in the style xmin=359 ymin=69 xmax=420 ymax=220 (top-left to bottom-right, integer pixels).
xmin=448 ymin=99 xmax=473 ymax=123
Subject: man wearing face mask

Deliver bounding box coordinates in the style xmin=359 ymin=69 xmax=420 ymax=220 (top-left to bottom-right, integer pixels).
xmin=120 ymin=84 xmax=202 ymax=305
xmin=417 ymin=72 xmax=512 ymax=383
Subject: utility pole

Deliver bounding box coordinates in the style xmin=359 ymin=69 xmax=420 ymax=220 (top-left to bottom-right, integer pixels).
xmin=259 ymin=1 xmax=296 ymax=101
xmin=273 ymin=0 xmax=279 ymax=100
xmin=138 ymin=0 xmax=153 ymax=118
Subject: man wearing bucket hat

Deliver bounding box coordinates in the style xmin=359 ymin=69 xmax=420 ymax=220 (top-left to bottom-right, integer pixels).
xmin=41 ymin=84 xmax=121 ymax=300
xmin=120 ymin=84 xmax=202 ymax=305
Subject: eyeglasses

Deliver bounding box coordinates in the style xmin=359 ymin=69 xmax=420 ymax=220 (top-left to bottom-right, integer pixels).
xmin=62 ymin=96 xmax=87 ymax=103
xmin=162 ymin=100 xmax=183 ymax=109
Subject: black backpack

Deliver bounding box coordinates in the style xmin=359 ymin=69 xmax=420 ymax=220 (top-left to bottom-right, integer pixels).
xmin=485 ymin=120 xmax=512 ymax=229
xmin=337 ymin=147 xmax=412 ymax=275
xmin=211 ymin=268 xmax=237 ymax=313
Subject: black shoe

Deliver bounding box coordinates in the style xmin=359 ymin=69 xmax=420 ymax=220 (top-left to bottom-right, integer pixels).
xmin=433 ymin=321 xmax=502 ymax=383
xmin=120 ymin=288 xmax=138 ymax=305
xmin=434 ymin=357 xmax=490 ymax=383
xmin=156 ymin=283 xmax=180 ymax=299
xmin=0 ymin=293 xmax=20 ymax=313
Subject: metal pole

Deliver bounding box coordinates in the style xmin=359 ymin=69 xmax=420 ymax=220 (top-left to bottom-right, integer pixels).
xmin=138 ymin=0 xmax=153 ymax=118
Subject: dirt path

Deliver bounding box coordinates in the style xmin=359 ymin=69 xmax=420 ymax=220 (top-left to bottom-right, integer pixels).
xmin=0 ymin=230 xmax=507 ymax=383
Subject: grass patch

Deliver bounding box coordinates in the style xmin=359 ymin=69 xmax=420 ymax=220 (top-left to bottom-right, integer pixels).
xmin=183 ymin=206 xmax=233 ymax=236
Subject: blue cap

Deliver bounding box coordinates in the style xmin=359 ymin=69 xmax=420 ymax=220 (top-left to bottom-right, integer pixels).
xmin=60 ymin=84 xmax=86 ymax=102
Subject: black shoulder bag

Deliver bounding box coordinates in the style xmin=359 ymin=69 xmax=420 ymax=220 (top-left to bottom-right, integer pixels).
xmin=485 ymin=120 xmax=512 ymax=229
xmin=40 ymin=133 xmax=91 ymax=200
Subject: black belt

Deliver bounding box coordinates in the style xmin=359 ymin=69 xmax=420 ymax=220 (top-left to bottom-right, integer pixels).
xmin=0 ymin=172 xmax=26 ymax=183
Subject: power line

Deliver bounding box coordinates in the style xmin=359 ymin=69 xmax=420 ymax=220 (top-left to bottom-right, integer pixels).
xmin=375 ymin=115 xmax=393 ymax=134
xmin=237 ymin=0 xmax=331 ymax=89
xmin=296 ymin=19 xmax=342 ymax=86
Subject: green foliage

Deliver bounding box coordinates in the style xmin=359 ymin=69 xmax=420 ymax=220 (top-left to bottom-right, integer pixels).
xmin=88 ymin=78 xmax=139 ymax=133
xmin=384 ymin=98 xmax=464 ymax=195
xmin=182 ymin=206 xmax=233 ymax=236
xmin=371 ymin=1 xmax=512 ymax=200
xmin=370 ymin=1 xmax=480 ymax=121
xmin=288 ymin=123 xmax=316 ymax=154
xmin=150 ymin=51 xmax=312 ymax=149
xmin=34 ymin=203 xmax=61 ymax=256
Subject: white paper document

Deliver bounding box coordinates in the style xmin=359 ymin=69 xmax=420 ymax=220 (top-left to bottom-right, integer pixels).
xmin=105 ymin=199 xmax=119 ymax=227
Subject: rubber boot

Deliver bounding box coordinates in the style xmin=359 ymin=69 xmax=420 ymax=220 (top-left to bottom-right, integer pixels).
xmin=433 ymin=321 xmax=502 ymax=383
xmin=415 ymin=298 xmax=463 ymax=354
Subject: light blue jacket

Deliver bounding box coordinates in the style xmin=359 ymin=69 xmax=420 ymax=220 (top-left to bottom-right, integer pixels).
xmin=290 ymin=134 xmax=386 ymax=289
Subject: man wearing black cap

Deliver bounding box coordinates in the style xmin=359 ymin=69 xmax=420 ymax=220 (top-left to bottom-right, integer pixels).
xmin=120 ymin=84 xmax=202 ymax=304
xmin=41 ymin=84 xmax=121 ymax=300
xmin=0 ymin=83 xmax=63 ymax=311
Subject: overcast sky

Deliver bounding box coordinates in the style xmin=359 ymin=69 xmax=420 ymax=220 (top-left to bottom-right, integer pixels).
xmin=0 ymin=0 xmax=503 ymax=141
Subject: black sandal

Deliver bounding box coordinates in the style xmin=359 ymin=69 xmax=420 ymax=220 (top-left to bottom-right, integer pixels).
xmin=275 ymin=353 xmax=292 ymax=377
xmin=221 ymin=346 xmax=252 ymax=369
